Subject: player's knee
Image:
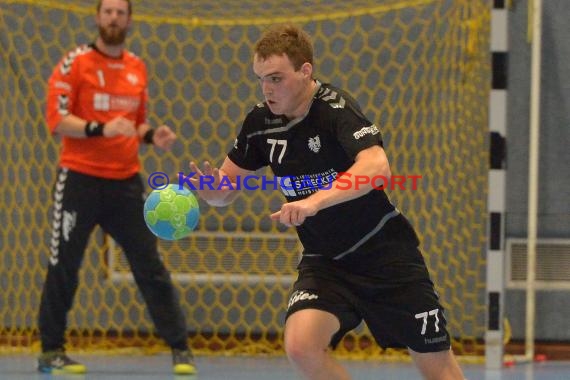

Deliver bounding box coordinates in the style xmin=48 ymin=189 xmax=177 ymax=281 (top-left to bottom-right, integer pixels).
xmin=284 ymin=334 xmax=326 ymax=367
xmin=284 ymin=341 xmax=304 ymax=365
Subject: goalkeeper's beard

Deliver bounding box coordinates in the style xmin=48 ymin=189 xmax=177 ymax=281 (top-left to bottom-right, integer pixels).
xmin=98 ymin=25 xmax=128 ymax=46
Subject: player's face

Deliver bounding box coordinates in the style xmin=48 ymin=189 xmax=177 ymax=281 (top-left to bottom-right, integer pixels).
xmin=253 ymin=53 xmax=313 ymax=119
xmin=96 ymin=0 xmax=131 ymax=46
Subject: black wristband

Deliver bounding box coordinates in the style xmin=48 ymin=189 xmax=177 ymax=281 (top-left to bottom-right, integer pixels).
xmin=85 ymin=121 xmax=104 ymax=137
xmin=143 ymin=128 xmax=155 ymax=144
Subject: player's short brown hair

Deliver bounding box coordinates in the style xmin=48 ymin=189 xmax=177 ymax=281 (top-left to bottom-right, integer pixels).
xmin=254 ymin=24 xmax=313 ymax=71
xmin=96 ymin=0 xmax=132 ymax=15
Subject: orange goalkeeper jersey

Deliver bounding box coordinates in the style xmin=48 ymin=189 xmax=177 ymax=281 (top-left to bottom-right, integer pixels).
xmin=46 ymin=44 xmax=148 ymax=179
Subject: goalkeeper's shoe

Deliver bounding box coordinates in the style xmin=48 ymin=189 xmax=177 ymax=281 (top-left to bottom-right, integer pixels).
xmin=172 ymin=348 xmax=198 ymax=375
xmin=37 ymin=350 xmax=87 ymax=374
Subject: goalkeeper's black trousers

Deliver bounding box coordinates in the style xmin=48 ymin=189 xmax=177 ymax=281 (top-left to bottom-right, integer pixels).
xmin=38 ymin=168 xmax=189 ymax=352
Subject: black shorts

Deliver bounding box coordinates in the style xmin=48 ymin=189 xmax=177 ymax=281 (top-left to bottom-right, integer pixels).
xmin=285 ymin=245 xmax=451 ymax=353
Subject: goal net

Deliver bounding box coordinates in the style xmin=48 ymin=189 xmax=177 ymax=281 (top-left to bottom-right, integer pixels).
xmin=0 ymin=0 xmax=490 ymax=359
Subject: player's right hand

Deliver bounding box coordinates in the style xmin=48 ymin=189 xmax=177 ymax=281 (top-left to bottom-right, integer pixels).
xmin=104 ymin=116 xmax=137 ymax=137
xmin=189 ymin=161 xmax=238 ymax=207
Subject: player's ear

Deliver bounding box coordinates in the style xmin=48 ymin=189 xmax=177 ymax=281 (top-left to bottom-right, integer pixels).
xmin=300 ymin=62 xmax=312 ymax=79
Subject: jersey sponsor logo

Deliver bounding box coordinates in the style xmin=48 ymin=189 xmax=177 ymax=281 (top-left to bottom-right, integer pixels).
xmin=287 ymin=290 xmax=319 ymax=309
xmin=93 ymin=92 xmax=141 ymax=112
xmin=94 ymin=93 xmax=111 ymax=111
xmin=353 ymin=124 xmax=379 ymax=140
xmin=278 ymin=169 xmax=337 ymax=197
xmin=308 ymin=135 xmax=321 ymax=153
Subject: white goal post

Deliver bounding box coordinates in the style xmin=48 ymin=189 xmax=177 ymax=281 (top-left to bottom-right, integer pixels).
xmin=486 ymin=0 xmax=544 ymax=369
xmin=522 ymin=0 xmax=543 ymax=364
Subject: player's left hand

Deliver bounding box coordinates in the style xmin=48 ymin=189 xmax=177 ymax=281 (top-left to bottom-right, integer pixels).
xmin=270 ymin=200 xmax=318 ymax=227
xmin=153 ymin=125 xmax=177 ymax=151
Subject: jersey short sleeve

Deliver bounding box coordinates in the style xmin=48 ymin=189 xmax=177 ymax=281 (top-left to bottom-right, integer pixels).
xmin=331 ymin=92 xmax=383 ymax=160
xmin=46 ymin=46 xmax=88 ymax=133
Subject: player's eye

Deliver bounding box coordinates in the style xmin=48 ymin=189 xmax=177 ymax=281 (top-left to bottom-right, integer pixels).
xmin=258 ymin=76 xmax=282 ymax=85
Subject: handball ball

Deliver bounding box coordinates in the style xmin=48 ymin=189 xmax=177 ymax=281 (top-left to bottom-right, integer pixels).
xmin=143 ymin=184 xmax=200 ymax=240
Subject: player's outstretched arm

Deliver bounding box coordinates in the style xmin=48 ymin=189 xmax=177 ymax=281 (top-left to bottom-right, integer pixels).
xmin=271 ymin=145 xmax=391 ymax=227
xmin=309 ymin=145 xmax=391 ymax=210
xmin=189 ymin=157 xmax=252 ymax=207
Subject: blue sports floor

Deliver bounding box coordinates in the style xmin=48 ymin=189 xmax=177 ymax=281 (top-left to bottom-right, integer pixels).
xmin=2 ymin=353 xmax=570 ymax=380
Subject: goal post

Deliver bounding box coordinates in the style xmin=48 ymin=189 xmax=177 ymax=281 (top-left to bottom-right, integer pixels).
xmin=486 ymin=0 xmax=545 ymax=368
xmin=523 ymin=0 xmax=543 ymax=363
xmin=486 ymin=1 xmax=509 ymax=369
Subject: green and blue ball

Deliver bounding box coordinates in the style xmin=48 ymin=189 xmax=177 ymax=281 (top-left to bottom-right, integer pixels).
xmin=143 ymin=184 xmax=200 ymax=240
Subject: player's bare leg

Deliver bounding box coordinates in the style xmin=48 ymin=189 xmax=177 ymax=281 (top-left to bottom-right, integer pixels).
xmin=409 ymin=348 xmax=465 ymax=380
xmin=284 ymin=309 xmax=350 ymax=380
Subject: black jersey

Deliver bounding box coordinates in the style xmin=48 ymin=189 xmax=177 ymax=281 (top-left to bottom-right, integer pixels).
xmin=228 ymin=81 xmax=419 ymax=259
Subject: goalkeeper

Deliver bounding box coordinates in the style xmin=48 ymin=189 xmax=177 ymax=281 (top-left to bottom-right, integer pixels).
xmin=37 ymin=0 xmax=195 ymax=375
